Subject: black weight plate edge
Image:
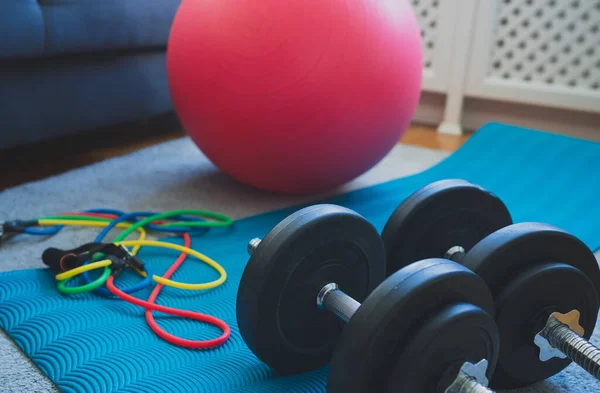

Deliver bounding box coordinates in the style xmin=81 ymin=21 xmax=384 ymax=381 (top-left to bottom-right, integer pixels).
xmin=236 ymin=204 xmax=384 ymax=374
xmin=381 ymin=179 xmax=512 ymax=273
xmin=326 ymin=258 xmax=495 ymax=393
xmin=381 ymin=179 xmax=498 ymax=241
xmin=381 ymin=179 xmax=475 ymax=240
xmin=489 ymin=262 xmax=598 ymax=389
xmin=236 ymin=204 xmax=344 ymax=372
xmin=275 ymin=211 xmax=385 ymax=354
xmin=237 ymin=205 xmax=327 ymax=345
xmin=385 ymin=302 xmax=499 ymax=393
xmin=460 ymin=222 xmax=600 ymax=301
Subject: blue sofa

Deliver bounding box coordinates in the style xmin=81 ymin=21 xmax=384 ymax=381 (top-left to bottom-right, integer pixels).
xmin=0 ymin=0 xmax=182 ymax=150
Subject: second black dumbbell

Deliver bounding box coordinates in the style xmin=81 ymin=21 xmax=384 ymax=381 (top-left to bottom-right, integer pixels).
xmin=382 ymin=179 xmax=600 ymax=388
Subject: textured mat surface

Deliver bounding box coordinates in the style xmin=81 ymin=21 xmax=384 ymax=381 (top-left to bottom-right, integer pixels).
xmin=1 ymin=122 xmax=600 ymax=393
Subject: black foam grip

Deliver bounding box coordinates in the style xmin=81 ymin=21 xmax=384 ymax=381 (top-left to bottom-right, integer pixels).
xmin=42 ymin=248 xmax=69 ymax=271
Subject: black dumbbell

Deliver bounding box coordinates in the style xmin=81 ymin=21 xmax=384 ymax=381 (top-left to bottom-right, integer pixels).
xmin=381 ymin=181 xmax=600 ymax=388
xmin=381 ymin=179 xmax=513 ymax=272
xmin=236 ymin=204 xmax=500 ymax=393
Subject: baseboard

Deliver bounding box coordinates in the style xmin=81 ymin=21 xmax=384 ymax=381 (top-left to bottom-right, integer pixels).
xmin=462 ymin=98 xmax=600 ymax=142
xmin=412 ymin=93 xmax=600 ymax=142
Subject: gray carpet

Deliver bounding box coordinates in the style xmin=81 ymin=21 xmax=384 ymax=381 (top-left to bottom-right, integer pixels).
xmin=0 ymin=136 xmax=598 ymax=392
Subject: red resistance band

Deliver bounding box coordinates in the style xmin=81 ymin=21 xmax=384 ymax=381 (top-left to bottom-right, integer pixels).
xmin=68 ymin=212 xmax=231 ymax=349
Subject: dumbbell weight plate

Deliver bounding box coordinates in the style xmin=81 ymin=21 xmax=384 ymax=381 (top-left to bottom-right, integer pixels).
xmin=327 ymin=259 xmax=499 ymax=393
xmin=236 ymin=204 xmax=385 ymax=375
xmin=460 ymin=223 xmax=600 ymax=389
xmin=381 ymin=179 xmax=512 ymax=275
xmin=386 ymin=303 xmax=499 ymax=393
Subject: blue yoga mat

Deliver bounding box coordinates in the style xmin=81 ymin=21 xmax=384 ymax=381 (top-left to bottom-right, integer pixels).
xmin=1 ymin=123 xmax=599 ymax=393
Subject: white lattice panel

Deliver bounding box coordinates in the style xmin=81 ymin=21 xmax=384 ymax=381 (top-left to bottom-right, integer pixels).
xmin=411 ymin=0 xmax=439 ymax=71
xmin=465 ymin=0 xmax=600 ymax=113
xmin=490 ymin=0 xmax=599 ymax=90
xmin=408 ymin=0 xmax=458 ymax=93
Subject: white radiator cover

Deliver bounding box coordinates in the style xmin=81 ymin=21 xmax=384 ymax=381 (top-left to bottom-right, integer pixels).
xmin=409 ymin=0 xmax=600 ymax=135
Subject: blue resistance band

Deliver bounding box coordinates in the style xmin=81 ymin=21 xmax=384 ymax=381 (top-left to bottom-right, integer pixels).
xmin=22 ymin=208 xmax=210 ymax=296
xmin=86 ymin=209 xmax=211 ymax=234
xmin=79 ymin=210 xmax=210 ymax=297
xmin=81 ymin=211 xmax=154 ymax=297
xmin=23 ymin=225 xmax=62 ymax=236
xmin=23 ymin=209 xmax=210 ymax=236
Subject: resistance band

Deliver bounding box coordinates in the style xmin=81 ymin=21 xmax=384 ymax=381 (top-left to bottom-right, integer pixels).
xmin=88 ymin=210 xmax=229 ymax=295
xmin=38 ymin=219 xmax=153 ymax=295
xmin=37 ymin=209 xmax=231 ymax=295
xmin=108 ymin=233 xmax=230 ymax=348
xmin=5 ymin=208 xmax=233 ymax=348
xmin=11 ymin=208 xmax=232 ymax=239
xmin=55 ymin=234 xmax=230 ymax=348
xmin=33 ymin=209 xmax=233 ymax=349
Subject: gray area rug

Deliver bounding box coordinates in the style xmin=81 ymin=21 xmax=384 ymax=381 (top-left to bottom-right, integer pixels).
xmin=0 ymin=136 xmax=598 ymax=392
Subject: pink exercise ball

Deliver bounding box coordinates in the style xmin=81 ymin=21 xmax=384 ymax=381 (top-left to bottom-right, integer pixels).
xmin=167 ymin=0 xmax=423 ymax=194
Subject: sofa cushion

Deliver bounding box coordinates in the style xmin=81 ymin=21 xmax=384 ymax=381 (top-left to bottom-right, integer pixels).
xmin=0 ymin=1 xmax=45 ymax=59
xmin=0 ymin=51 xmax=173 ymax=149
xmin=1 ymin=0 xmax=182 ymax=59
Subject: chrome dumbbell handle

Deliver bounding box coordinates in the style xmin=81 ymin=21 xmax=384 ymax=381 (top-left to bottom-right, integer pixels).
xmin=248 ymin=238 xmax=362 ymax=323
xmin=317 ymin=283 xmax=360 ymax=323
xmin=535 ymin=311 xmax=600 ymax=380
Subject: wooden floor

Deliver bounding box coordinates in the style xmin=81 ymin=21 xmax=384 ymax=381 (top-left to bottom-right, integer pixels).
xmin=401 ymin=125 xmax=471 ymax=152
xmin=0 ymin=116 xmax=471 ymax=191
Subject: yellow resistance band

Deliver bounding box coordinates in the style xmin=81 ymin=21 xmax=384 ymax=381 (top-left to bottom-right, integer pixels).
xmin=116 ymin=240 xmax=226 ymax=290
xmin=55 ymin=259 xmax=113 ymax=281
xmin=37 ymin=220 xmax=226 ymax=290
